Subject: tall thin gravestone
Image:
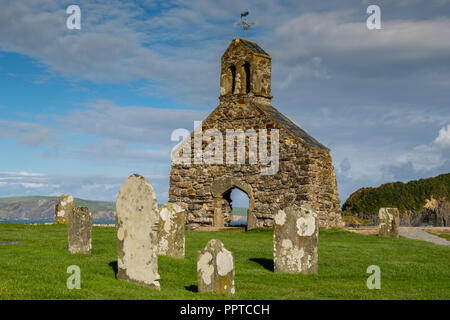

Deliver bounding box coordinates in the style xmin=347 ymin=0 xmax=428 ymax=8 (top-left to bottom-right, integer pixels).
xmin=378 ymin=208 xmax=399 ymax=237
xmin=68 ymin=206 xmax=92 ymax=254
xmin=273 ymin=204 xmax=319 ymax=274
xmin=158 ymin=203 xmax=185 ymax=259
xmin=197 ymin=239 xmax=235 ymax=296
xmin=116 ymin=174 xmax=160 ymax=289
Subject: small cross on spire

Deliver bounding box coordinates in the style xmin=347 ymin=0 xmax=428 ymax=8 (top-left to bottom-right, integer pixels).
xmin=234 ymin=11 xmax=257 ymax=39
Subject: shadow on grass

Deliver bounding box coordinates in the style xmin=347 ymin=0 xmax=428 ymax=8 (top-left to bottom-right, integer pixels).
xmin=249 ymin=258 xmax=274 ymax=272
xmin=185 ymin=284 xmax=198 ymax=292
xmin=109 ymin=261 xmax=118 ymax=277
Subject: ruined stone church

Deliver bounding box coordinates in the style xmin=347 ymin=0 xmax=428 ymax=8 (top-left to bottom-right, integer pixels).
xmin=169 ymin=38 xmax=342 ymax=229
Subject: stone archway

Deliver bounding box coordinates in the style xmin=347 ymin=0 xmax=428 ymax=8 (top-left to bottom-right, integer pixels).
xmin=211 ymin=177 xmax=257 ymax=230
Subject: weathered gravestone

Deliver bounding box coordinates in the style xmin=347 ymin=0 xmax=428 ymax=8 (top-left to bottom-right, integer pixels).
xmin=273 ymin=204 xmax=318 ymax=274
xmin=158 ymin=203 xmax=185 ymax=259
xmin=378 ymin=208 xmax=399 ymax=237
xmin=197 ymin=239 xmax=235 ymax=296
xmin=55 ymin=194 xmax=75 ymax=224
xmin=68 ymin=206 xmax=92 ymax=254
xmin=116 ymin=174 xmax=160 ymax=289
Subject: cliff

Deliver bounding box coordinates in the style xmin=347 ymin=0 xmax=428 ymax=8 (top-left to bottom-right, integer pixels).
xmin=342 ymin=173 xmax=450 ymax=226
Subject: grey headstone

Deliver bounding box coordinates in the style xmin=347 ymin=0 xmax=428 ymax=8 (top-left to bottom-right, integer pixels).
xmin=68 ymin=206 xmax=92 ymax=254
xmin=273 ymin=204 xmax=318 ymax=274
xmin=116 ymin=174 xmax=160 ymax=289
xmin=197 ymin=239 xmax=235 ymax=296
xmin=55 ymin=194 xmax=75 ymax=224
xmin=378 ymin=208 xmax=399 ymax=237
xmin=158 ymin=203 xmax=185 ymax=259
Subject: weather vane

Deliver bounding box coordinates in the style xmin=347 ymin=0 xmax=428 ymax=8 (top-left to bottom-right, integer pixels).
xmin=234 ymin=11 xmax=258 ymax=39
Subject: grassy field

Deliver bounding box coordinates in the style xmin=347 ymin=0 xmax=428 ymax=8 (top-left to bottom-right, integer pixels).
xmin=0 ymin=223 xmax=449 ymax=300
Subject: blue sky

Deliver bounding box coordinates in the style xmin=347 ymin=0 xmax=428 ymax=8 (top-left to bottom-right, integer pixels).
xmin=0 ymin=0 xmax=450 ymax=206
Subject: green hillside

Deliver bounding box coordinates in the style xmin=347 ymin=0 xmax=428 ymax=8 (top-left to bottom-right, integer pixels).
xmin=0 ymin=196 xmax=115 ymax=221
xmin=0 ymin=196 xmax=115 ymax=210
xmin=342 ymin=173 xmax=450 ymax=216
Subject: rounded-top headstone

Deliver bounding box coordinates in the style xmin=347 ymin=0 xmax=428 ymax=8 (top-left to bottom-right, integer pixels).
xmin=116 ymin=174 xmax=160 ymax=289
xmin=197 ymin=239 xmax=235 ymax=296
xmin=274 ymin=204 xmax=319 ymax=274
xmin=55 ymin=194 xmax=75 ymax=224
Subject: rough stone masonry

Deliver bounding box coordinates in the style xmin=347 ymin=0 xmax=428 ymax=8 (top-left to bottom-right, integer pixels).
xmin=378 ymin=207 xmax=399 ymax=237
xmin=197 ymin=239 xmax=235 ymax=296
xmin=116 ymin=174 xmax=160 ymax=289
xmin=55 ymin=194 xmax=75 ymax=224
xmin=68 ymin=206 xmax=92 ymax=254
xmin=169 ymin=38 xmax=342 ymax=230
xmin=157 ymin=203 xmax=185 ymax=259
xmin=273 ymin=204 xmax=319 ymax=274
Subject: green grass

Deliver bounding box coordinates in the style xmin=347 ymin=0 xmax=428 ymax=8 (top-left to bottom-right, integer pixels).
xmin=0 ymin=223 xmax=449 ymax=300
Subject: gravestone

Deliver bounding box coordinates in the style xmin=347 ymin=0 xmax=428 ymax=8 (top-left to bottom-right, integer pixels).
xmin=378 ymin=208 xmax=399 ymax=237
xmin=68 ymin=206 xmax=92 ymax=254
xmin=158 ymin=203 xmax=185 ymax=259
xmin=116 ymin=174 xmax=160 ymax=289
xmin=273 ymin=204 xmax=318 ymax=274
xmin=55 ymin=194 xmax=75 ymax=224
xmin=197 ymin=239 xmax=235 ymax=296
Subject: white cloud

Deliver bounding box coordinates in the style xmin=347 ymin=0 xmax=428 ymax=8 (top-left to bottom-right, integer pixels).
xmin=270 ymin=11 xmax=450 ymax=81
xmin=0 ymin=171 xmax=45 ymax=177
xmin=0 ymin=171 xmax=169 ymax=202
xmin=434 ymin=124 xmax=450 ymax=150
xmin=57 ymin=99 xmax=207 ymax=146
xmin=394 ymin=124 xmax=450 ymax=171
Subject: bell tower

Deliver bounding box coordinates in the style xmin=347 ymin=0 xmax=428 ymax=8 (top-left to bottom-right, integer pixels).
xmin=220 ymin=38 xmax=272 ymax=101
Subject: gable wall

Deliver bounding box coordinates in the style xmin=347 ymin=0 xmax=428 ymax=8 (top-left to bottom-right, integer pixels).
xmin=168 ymin=99 xmax=342 ymax=229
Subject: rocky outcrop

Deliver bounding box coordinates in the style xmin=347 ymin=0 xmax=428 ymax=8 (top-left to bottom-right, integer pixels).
xmin=350 ymin=197 xmax=450 ymax=227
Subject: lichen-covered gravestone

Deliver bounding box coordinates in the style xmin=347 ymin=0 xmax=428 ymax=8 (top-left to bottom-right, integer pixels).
xmin=273 ymin=204 xmax=318 ymax=274
xmin=378 ymin=208 xmax=399 ymax=237
xmin=116 ymin=174 xmax=160 ymax=289
xmin=197 ymin=239 xmax=235 ymax=296
xmin=158 ymin=203 xmax=185 ymax=259
xmin=68 ymin=206 xmax=92 ymax=254
xmin=55 ymin=194 xmax=75 ymax=224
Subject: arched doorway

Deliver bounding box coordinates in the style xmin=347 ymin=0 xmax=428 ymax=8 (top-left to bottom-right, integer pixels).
xmin=210 ymin=177 xmax=257 ymax=230
xmin=229 ymin=188 xmax=249 ymax=227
